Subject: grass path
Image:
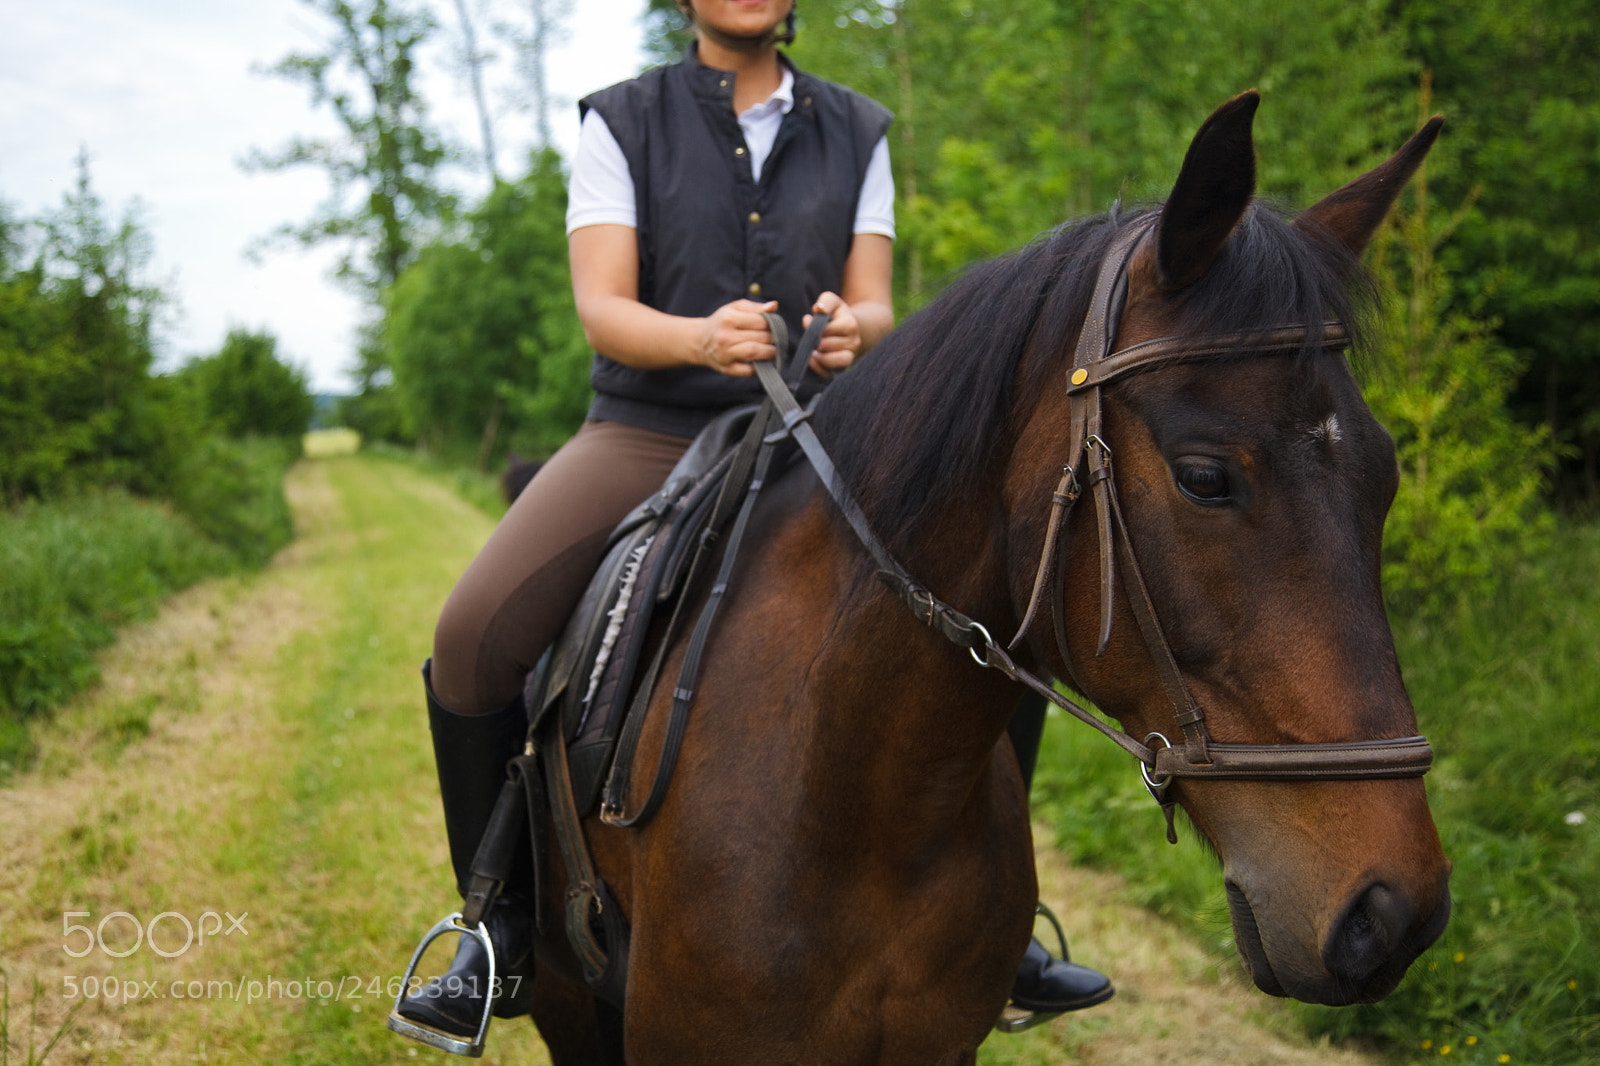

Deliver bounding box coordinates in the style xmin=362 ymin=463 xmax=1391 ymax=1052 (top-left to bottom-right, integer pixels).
xmin=1 ymin=456 xmax=1386 ymax=1065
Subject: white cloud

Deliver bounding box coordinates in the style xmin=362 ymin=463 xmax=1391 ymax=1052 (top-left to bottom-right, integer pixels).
xmin=0 ymin=0 xmax=648 ymax=393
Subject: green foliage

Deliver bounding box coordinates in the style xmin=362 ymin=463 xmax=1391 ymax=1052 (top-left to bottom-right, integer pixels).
xmin=167 ymin=436 xmax=298 ymax=568
xmin=0 ymin=163 xmax=302 ymax=739
xmin=386 ymin=148 xmax=590 ymax=463
xmin=1399 ymin=1 xmax=1600 ymax=503
xmin=1035 ymin=520 xmax=1600 ymax=1065
xmin=334 ymin=380 xmax=413 ymax=446
xmin=246 ymin=0 xmax=455 ymax=293
xmin=790 ymin=0 xmax=1414 ymax=308
xmin=1362 ymin=172 xmax=1554 ymax=617
xmin=0 ymin=159 xmax=189 ymax=503
xmin=0 ymin=493 xmax=236 ymax=770
xmin=176 ymin=328 xmax=315 ymax=442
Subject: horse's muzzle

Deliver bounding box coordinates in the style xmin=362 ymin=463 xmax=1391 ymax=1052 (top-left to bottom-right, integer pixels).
xmin=1226 ymin=866 xmax=1452 ymax=1006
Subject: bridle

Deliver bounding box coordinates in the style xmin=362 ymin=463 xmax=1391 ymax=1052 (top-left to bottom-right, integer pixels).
xmin=750 ymin=214 xmax=1433 ymax=844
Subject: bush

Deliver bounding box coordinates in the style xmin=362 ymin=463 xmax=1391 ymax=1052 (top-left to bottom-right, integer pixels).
xmin=176 ymin=328 xmax=314 ymax=442
xmin=1362 ymin=182 xmax=1554 ymax=618
xmin=167 ymin=436 xmax=298 ymax=567
xmin=0 ymin=492 xmax=235 ymax=770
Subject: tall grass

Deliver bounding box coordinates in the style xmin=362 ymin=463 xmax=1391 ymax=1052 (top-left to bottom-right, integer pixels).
xmin=0 ymin=437 xmax=298 ymax=774
xmin=0 ymin=492 xmax=233 ymax=768
xmin=1033 ymin=520 xmax=1600 ymax=1064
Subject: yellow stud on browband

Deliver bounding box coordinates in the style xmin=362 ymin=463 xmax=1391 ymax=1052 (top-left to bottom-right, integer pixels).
xmin=1071 ymin=368 xmax=1089 ymax=386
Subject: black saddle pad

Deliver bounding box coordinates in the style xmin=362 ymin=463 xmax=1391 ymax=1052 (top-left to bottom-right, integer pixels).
xmin=525 ymin=405 xmax=758 ymax=814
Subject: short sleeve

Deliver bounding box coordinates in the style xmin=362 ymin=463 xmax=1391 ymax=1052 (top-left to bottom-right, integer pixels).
xmin=566 ymin=110 xmax=637 ymax=234
xmin=852 ymin=135 xmax=895 ymax=239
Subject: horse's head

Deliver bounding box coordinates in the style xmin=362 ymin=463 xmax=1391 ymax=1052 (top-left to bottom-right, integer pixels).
xmin=1014 ymin=92 xmax=1450 ymax=1006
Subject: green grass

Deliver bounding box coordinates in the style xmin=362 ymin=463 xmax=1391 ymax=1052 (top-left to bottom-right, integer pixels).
xmin=0 ymin=433 xmax=298 ymax=775
xmin=362 ymin=441 xmax=510 ymax=519
xmin=0 ymin=492 xmax=236 ymax=769
xmin=1033 ymin=519 xmax=1600 ymax=1065
xmin=10 ymin=451 xmax=1593 ymax=1063
xmin=0 ymin=972 xmax=85 ymax=1066
xmin=5 ymin=455 xmax=551 ymax=1064
xmin=165 ymin=435 xmax=297 ymax=567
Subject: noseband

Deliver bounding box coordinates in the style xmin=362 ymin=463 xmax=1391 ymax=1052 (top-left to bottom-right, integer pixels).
xmin=751 ymin=216 xmax=1432 ymax=844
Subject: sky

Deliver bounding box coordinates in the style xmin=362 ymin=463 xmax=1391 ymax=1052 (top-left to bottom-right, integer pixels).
xmin=0 ymin=0 xmax=651 ymax=393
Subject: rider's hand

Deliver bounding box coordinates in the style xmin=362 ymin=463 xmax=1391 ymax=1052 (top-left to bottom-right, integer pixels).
xmin=804 ymin=292 xmax=863 ymax=380
xmin=695 ymin=299 xmax=778 ymax=377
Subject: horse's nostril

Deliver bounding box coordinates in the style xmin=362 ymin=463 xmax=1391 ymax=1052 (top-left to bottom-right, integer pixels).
xmin=1323 ymin=883 xmax=1412 ymax=985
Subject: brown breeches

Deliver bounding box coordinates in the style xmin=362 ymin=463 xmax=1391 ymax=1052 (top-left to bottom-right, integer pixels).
xmin=431 ymin=420 xmax=692 ymax=715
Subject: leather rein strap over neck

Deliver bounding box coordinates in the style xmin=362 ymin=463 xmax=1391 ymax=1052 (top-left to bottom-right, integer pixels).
xmin=746 ymin=216 xmax=1432 ymax=844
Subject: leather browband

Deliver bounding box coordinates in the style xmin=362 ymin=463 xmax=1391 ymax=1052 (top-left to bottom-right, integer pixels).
xmin=1066 ymin=323 xmax=1351 ymax=394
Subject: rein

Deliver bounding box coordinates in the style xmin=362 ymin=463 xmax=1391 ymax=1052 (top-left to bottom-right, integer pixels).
xmin=747 ymin=218 xmax=1433 ymax=844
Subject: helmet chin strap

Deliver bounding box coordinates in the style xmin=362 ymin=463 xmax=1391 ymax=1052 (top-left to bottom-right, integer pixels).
xmin=686 ymin=5 xmax=796 ymax=51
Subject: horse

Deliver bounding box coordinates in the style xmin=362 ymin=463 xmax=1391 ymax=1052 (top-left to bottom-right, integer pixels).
xmin=502 ymin=452 xmax=546 ymax=505
xmin=520 ymin=91 xmax=1451 ymax=1064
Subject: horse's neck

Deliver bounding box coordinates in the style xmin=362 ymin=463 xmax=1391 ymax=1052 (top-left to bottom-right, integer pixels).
xmin=794 ymin=479 xmax=1024 ymax=835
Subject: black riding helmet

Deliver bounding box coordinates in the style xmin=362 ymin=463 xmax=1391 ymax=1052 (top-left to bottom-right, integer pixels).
xmin=675 ymin=0 xmax=797 ymax=49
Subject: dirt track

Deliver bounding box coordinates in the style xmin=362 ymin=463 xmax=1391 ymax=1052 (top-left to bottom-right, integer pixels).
xmin=0 ymin=456 xmax=1388 ymax=1064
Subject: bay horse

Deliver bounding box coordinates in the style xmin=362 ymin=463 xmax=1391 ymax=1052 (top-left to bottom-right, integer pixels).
xmin=523 ymin=91 xmax=1451 ymax=1063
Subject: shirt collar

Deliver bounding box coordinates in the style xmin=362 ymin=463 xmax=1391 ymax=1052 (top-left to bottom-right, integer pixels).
xmin=740 ymin=65 xmax=796 ymax=119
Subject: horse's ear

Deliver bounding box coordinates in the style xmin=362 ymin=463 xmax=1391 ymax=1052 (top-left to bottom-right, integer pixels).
xmin=1157 ymin=90 xmax=1261 ymax=290
xmin=1294 ymin=116 xmax=1445 ymax=258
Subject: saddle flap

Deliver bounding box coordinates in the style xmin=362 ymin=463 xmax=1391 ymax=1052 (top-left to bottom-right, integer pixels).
xmin=536 ymin=405 xmax=761 ymax=815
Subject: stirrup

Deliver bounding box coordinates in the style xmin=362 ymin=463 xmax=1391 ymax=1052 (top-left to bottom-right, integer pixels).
xmin=387 ymin=912 xmax=497 ymax=1057
xmin=994 ymin=902 xmax=1071 ymax=1035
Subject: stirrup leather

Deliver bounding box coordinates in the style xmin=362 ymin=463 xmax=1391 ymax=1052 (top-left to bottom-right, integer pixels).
xmin=995 ymin=902 xmax=1072 ymax=1035
xmin=386 ymin=912 xmax=497 ymax=1057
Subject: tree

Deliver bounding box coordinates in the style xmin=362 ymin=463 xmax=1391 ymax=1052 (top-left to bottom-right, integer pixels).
xmin=496 ymin=0 xmax=573 ymax=148
xmin=1360 ymin=137 xmax=1554 ymax=616
xmin=386 ymin=148 xmax=589 ymax=465
xmin=790 ymin=0 xmax=1415 ymax=311
xmin=178 ymin=329 xmax=315 ymax=442
xmin=1397 ymin=0 xmax=1600 ymax=504
xmin=0 ymin=155 xmax=186 ymax=501
xmin=247 ymin=0 xmax=456 ymax=293
xmin=447 ymin=0 xmax=502 ymax=185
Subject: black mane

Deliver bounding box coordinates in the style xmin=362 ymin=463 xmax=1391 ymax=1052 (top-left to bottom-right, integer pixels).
xmin=810 ymin=202 xmax=1373 ymax=547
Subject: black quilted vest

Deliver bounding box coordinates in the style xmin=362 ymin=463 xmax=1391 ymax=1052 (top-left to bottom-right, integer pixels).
xmin=579 ymin=47 xmax=892 ymax=437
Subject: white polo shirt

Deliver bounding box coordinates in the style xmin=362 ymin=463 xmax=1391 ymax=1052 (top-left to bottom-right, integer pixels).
xmin=567 ymin=66 xmax=895 ymax=239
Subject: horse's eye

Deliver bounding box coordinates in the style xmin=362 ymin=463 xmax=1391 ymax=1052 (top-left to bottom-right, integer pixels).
xmin=1174 ymin=460 xmax=1231 ymax=504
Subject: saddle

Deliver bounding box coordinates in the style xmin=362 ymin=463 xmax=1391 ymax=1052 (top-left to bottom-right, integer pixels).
xmin=467 ymin=314 xmax=826 ymax=1014
xmin=528 ymin=402 xmax=760 ymax=816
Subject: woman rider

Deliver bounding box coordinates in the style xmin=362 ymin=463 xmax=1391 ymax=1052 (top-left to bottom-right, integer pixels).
xmin=396 ymin=0 xmax=1110 ymax=1042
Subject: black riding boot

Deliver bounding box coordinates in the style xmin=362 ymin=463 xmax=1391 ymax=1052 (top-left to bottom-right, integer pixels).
xmin=396 ymin=662 xmax=536 ymax=1039
xmin=1005 ymin=690 xmax=1115 ymax=1014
